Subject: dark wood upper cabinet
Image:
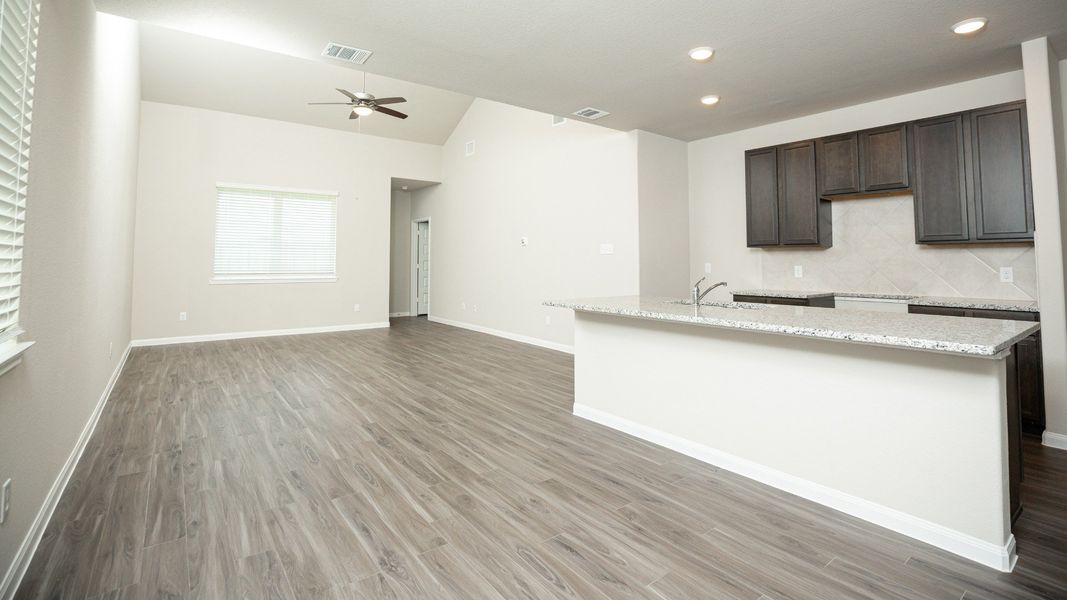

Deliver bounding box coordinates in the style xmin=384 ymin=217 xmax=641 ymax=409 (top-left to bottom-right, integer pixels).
xmin=745 ymin=147 xmax=779 ymax=246
xmin=778 ymin=141 xmax=823 ymax=245
xmin=816 ymin=133 xmax=860 ymax=196
xmin=970 ymin=103 xmax=1034 ymax=241
xmin=859 ymin=124 xmax=909 ymax=191
xmin=911 ymin=114 xmax=970 ymax=243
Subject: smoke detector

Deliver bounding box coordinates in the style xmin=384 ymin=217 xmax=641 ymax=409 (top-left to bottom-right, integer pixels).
xmin=322 ymin=42 xmax=373 ymax=65
xmin=572 ymin=107 xmax=610 ymax=120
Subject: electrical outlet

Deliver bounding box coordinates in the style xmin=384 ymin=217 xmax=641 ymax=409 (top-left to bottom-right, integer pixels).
xmin=473 ymin=304 xmax=479 ymax=313
xmin=353 ymin=304 xmax=361 ymax=312
xmin=999 ymin=267 xmax=1014 ymax=283
xmin=793 ymin=265 xmax=803 ymax=278
xmin=1 ymin=478 xmax=10 ymax=525
xmin=599 ymin=243 xmax=614 ymax=255
xmin=704 ymin=263 xmax=712 ymax=274
xmin=179 ymin=312 xmax=187 ymax=321
xmin=520 ymin=237 xmax=529 ymax=247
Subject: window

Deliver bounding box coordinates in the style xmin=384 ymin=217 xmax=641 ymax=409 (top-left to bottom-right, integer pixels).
xmin=0 ymin=0 xmax=40 ymax=350
xmin=212 ymin=184 xmax=338 ymax=283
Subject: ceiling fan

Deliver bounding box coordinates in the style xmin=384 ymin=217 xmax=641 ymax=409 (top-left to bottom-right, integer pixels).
xmin=308 ymin=88 xmax=408 ymax=120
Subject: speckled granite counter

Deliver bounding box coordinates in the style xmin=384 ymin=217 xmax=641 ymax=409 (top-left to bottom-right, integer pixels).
xmin=546 ymin=295 xmax=1039 ymax=358
xmin=733 ymin=289 xmax=1039 ymax=313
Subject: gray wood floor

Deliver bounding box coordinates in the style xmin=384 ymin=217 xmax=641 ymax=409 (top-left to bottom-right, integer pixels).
xmin=15 ymin=316 xmax=1067 ymax=599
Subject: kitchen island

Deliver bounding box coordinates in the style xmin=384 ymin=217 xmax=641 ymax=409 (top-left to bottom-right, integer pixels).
xmin=546 ymin=296 xmax=1040 ymax=572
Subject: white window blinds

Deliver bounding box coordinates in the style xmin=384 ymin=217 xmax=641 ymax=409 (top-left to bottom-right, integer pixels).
xmin=213 ymin=185 xmax=338 ymax=282
xmin=0 ymin=0 xmax=39 ymax=340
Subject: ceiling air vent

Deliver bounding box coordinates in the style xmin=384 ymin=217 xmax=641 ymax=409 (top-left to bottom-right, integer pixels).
xmin=572 ymin=107 xmax=610 ymax=120
xmin=322 ymin=42 xmax=373 ymax=65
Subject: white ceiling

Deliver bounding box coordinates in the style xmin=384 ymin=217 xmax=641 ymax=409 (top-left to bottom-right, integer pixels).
xmin=137 ymin=24 xmax=474 ymax=145
xmin=103 ymin=1 xmax=1067 ymax=142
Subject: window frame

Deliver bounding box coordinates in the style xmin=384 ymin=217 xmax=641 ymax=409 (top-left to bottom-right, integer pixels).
xmin=210 ymin=182 xmax=340 ymax=285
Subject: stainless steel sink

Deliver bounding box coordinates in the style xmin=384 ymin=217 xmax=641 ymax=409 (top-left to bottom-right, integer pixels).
xmin=668 ymin=299 xmax=768 ymax=310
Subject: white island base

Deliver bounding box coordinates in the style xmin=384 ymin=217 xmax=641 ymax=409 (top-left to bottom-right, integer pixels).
xmin=573 ymin=311 xmax=1016 ymax=571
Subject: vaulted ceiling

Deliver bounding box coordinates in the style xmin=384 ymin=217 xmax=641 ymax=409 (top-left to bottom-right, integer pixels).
xmin=101 ymin=0 xmax=1067 ymax=142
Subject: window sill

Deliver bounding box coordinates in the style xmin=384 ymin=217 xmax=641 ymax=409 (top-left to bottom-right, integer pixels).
xmin=0 ymin=340 xmax=34 ymax=378
xmin=209 ymin=276 xmax=338 ymax=285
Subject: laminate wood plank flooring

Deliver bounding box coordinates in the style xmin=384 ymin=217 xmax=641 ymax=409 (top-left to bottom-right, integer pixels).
xmin=15 ymin=317 xmax=1067 ymax=599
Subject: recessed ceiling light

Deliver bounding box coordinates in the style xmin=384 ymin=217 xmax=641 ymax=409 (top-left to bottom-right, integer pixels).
xmin=352 ymin=105 xmax=374 ymax=117
xmin=952 ymin=17 xmax=987 ymax=35
xmin=689 ymin=46 xmax=714 ymax=62
xmin=700 ymin=95 xmax=720 ymax=106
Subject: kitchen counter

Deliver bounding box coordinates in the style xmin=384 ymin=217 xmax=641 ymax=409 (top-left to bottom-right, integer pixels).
xmin=546 ymin=295 xmax=1039 ymax=358
xmin=733 ymin=288 xmax=1039 ymax=313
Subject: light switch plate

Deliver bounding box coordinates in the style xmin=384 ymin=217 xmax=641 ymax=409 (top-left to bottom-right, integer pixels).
xmin=179 ymin=312 xmax=187 ymax=321
xmin=999 ymin=267 xmax=1014 ymax=283
xmin=793 ymin=265 xmax=803 ymax=278
xmin=704 ymin=263 xmax=712 ymax=274
xmin=599 ymin=243 xmax=614 ymax=255
xmin=353 ymin=304 xmax=361 ymax=312
xmin=1 ymin=478 xmax=10 ymax=524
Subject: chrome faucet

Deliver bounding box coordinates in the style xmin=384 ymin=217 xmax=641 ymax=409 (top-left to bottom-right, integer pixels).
xmin=691 ymin=277 xmax=727 ymax=305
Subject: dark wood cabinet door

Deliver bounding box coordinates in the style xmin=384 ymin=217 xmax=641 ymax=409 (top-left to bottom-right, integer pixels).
xmin=745 ymin=147 xmax=779 ymax=247
xmin=1017 ymin=332 xmax=1045 ymax=434
xmin=970 ymin=103 xmax=1034 ymax=241
xmin=860 ymin=124 xmax=909 ymax=191
xmin=817 ymin=133 xmax=860 ymax=195
xmin=911 ymin=114 xmax=971 ymax=243
xmin=777 ymin=141 xmax=821 ymax=245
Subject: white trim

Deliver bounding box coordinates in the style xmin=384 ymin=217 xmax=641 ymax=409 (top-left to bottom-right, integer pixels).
xmin=1 ymin=343 xmax=133 ymax=600
xmin=215 ymin=181 xmax=340 ymax=197
xmin=1042 ymin=430 xmax=1067 ymax=451
xmin=389 ymin=312 xmax=411 ymax=318
xmin=130 ymin=322 xmax=389 ymax=347
xmin=572 ymin=402 xmax=1017 ymax=573
xmin=0 ymin=340 xmax=33 ymax=378
xmin=209 ymin=276 xmax=338 ymax=285
xmin=428 ymin=316 xmax=574 ymax=354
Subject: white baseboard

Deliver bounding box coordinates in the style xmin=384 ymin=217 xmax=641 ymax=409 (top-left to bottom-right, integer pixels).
xmin=428 ymin=316 xmax=573 ymax=354
xmin=573 ymin=402 xmax=1017 ymax=573
xmin=1043 ymin=430 xmax=1067 ymax=451
xmin=130 ymin=322 xmax=390 ymax=347
xmin=1 ymin=343 xmax=133 ymax=600
xmin=389 ymin=312 xmax=411 ymax=318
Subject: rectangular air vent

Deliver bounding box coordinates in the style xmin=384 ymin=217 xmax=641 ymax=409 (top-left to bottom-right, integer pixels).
xmin=572 ymin=107 xmax=610 ymax=120
xmin=322 ymin=42 xmax=373 ymax=65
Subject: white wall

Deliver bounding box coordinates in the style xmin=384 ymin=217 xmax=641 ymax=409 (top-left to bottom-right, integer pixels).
xmin=0 ymin=5 xmax=141 ymax=589
xmin=389 ymin=189 xmax=412 ymax=315
xmin=637 ymin=130 xmax=690 ymax=296
xmin=410 ymin=99 xmax=641 ymax=349
xmin=688 ymin=70 xmax=1027 ymax=303
xmin=131 ymin=102 xmax=441 ymax=341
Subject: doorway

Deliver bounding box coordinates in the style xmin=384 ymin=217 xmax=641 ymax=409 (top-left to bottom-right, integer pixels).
xmin=411 ymin=218 xmax=430 ymax=316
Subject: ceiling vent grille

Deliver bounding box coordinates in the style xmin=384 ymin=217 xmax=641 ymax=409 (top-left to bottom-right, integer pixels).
xmin=572 ymin=107 xmax=610 ymax=120
xmin=322 ymin=42 xmax=373 ymax=65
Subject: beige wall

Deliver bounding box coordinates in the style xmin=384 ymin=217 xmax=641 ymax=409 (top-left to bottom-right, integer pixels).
xmin=131 ymin=102 xmax=441 ymax=340
xmin=0 ymin=5 xmax=141 ymax=587
xmin=637 ymin=130 xmax=690 ymax=297
xmin=687 ymin=70 xmax=1027 ymax=304
xmin=410 ymin=99 xmax=640 ymax=349
xmin=390 ymin=190 xmax=412 ymax=315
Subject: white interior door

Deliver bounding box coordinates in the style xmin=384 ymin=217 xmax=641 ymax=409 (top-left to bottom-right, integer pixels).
xmin=416 ymin=221 xmax=430 ymax=315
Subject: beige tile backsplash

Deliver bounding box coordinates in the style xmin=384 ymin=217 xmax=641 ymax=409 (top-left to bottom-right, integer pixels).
xmin=761 ymin=195 xmax=1037 ymax=300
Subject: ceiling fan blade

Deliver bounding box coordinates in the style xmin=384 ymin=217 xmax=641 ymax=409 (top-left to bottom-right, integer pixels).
xmin=308 ymin=102 xmax=353 ymax=105
xmin=336 ymin=88 xmax=358 ymax=100
xmin=375 ymin=106 xmax=408 ymax=119
xmin=372 ymin=97 xmax=406 ymax=105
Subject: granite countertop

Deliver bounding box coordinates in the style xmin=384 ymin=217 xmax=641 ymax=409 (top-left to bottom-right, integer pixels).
xmin=732 ymin=289 xmax=1039 ymax=313
xmin=545 ymin=296 xmax=1040 ymax=359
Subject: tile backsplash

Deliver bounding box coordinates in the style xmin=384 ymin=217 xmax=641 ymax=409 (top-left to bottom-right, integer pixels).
xmin=761 ymin=195 xmax=1037 ymax=300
